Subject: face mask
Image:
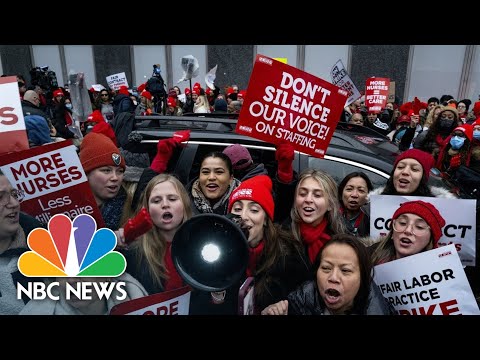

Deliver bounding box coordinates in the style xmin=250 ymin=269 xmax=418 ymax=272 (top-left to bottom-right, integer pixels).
xmin=133 ymin=100 xmax=138 ymax=106
xmin=473 ymin=130 xmax=480 ymax=140
xmin=450 ymin=136 xmax=465 ymax=150
xmin=65 ymin=103 xmax=72 ymax=110
xmin=439 ymin=118 xmax=454 ymax=131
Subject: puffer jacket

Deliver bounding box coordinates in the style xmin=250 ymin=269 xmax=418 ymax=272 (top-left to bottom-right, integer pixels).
xmin=287 ymin=280 xmax=396 ymax=315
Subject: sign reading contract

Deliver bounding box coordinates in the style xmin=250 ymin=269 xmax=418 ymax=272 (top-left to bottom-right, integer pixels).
xmin=0 ymin=140 xmax=104 ymax=227
xmin=0 ymin=76 xmax=29 ymax=155
xmin=236 ymin=55 xmax=348 ymax=158
xmin=106 ymin=72 xmax=129 ymax=91
xmin=110 ymin=286 xmax=191 ymax=315
xmin=374 ymin=244 xmax=480 ymax=315
xmin=365 ymin=77 xmax=390 ymax=113
xmin=370 ymin=195 xmax=477 ymax=267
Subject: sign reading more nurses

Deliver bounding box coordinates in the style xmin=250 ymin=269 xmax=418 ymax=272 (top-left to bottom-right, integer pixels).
xmin=0 ymin=76 xmax=29 ymax=155
xmin=0 ymin=140 xmax=104 ymax=227
xmin=236 ymin=55 xmax=348 ymax=158
xmin=365 ymin=77 xmax=390 ymax=113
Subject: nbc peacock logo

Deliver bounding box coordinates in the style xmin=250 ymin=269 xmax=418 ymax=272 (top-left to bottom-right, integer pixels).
xmin=18 ymin=214 xmax=126 ymax=277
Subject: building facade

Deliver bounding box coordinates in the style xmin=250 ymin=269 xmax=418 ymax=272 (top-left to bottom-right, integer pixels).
xmin=1 ymin=45 xmax=478 ymax=104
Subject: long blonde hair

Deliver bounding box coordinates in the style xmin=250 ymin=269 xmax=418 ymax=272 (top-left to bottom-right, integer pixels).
xmin=424 ymin=105 xmax=444 ymax=129
xmin=133 ymin=174 xmax=192 ymax=288
xmin=290 ymin=169 xmax=347 ymax=241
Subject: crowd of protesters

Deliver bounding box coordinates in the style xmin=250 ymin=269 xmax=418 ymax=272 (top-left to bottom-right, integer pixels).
xmin=0 ymin=72 xmax=478 ymax=315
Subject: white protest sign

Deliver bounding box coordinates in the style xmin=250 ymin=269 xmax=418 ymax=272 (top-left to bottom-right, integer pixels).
xmin=370 ymin=195 xmax=476 ymax=267
xmin=109 ymin=286 xmax=191 ymax=315
xmin=106 ymin=72 xmax=129 ymax=91
xmin=0 ymin=76 xmax=29 ymax=155
xmin=330 ymin=59 xmax=361 ymax=108
xmin=374 ymin=244 xmax=480 ymax=315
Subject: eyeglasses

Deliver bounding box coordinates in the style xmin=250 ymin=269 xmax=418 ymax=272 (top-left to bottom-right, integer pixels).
xmin=0 ymin=189 xmax=25 ymax=206
xmin=392 ymin=218 xmax=430 ymax=237
xmin=457 ymin=105 xmax=466 ymax=108
xmin=101 ymin=94 xmax=109 ymax=97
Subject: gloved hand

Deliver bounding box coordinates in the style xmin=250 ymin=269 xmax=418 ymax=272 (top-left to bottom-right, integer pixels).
xmin=172 ymin=129 xmax=190 ymax=143
xmin=276 ymin=143 xmax=295 ymax=183
xmin=150 ymin=137 xmax=177 ymax=173
xmin=124 ymin=208 xmax=153 ymax=244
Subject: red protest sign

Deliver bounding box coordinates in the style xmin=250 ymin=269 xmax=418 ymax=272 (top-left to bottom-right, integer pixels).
xmin=0 ymin=140 xmax=104 ymax=227
xmin=365 ymin=77 xmax=390 ymax=113
xmin=110 ymin=286 xmax=191 ymax=315
xmin=236 ymin=55 xmax=348 ymax=158
xmin=0 ymin=76 xmax=29 ymax=155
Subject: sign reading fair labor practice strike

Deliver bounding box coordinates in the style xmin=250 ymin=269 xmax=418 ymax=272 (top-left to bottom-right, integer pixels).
xmin=0 ymin=140 xmax=104 ymax=227
xmin=236 ymin=55 xmax=348 ymax=158
xmin=110 ymin=286 xmax=191 ymax=315
xmin=0 ymin=76 xmax=29 ymax=155
xmin=374 ymin=245 xmax=480 ymax=315
xmin=365 ymin=77 xmax=390 ymax=113
xmin=370 ymin=195 xmax=476 ymax=267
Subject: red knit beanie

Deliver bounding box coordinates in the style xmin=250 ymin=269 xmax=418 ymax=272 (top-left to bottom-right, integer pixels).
xmin=141 ymin=90 xmax=152 ymax=101
xmin=87 ymin=110 xmax=105 ymax=123
xmin=118 ymin=86 xmax=129 ymax=96
xmin=80 ymin=132 xmax=126 ymax=174
xmin=453 ymin=124 xmax=474 ymax=142
xmin=392 ymin=200 xmax=446 ymax=247
xmin=394 ymin=149 xmax=435 ymax=182
xmin=91 ymin=121 xmax=118 ymax=146
xmin=228 ymin=175 xmax=274 ymax=221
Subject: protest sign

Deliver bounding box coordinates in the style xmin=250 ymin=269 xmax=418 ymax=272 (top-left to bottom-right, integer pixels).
xmin=0 ymin=140 xmax=104 ymax=227
xmin=365 ymin=77 xmax=390 ymax=113
xmin=330 ymin=59 xmax=361 ymax=107
xmin=110 ymin=286 xmax=191 ymax=315
xmin=370 ymin=195 xmax=476 ymax=266
xmin=388 ymin=81 xmax=396 ymax=103
xmin=374 ymin=244 xmax=480 ymax=315
xmin=236 ymin=55 xmax=348 ymax=158
xmin=106 ymin=72 xmax=129 ymax=91
xmin=0 ymin=76 xmax=29 ymax=155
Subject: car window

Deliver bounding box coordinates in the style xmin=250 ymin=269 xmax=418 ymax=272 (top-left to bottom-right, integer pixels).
xmin=308 ymin=157 xmax=388 ymax=188
xmin=186 ymin=142 xmax=277 ymax=183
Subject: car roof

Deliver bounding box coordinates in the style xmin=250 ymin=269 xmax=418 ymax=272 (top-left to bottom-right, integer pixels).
xmin=135 ymin=115 xmax=400 ymax=163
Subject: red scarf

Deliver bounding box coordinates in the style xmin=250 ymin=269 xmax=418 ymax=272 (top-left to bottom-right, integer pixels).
xmin=300 ymin=218 xmax=331 ymax=264
xmin=435 ymin=134 xmax=450 ymax=155
xmin=164 ymin=242 xmax=184 ymax=291
xmin=246 ymin=240 xmax=265 ymax=277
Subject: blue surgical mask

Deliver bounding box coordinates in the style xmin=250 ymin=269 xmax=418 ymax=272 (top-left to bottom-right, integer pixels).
xmin=450 ymin=136 xmax=465 ymax=150
xmin=473 ymin=130 xmax=480 ymax=140
xmin=65 ymin=103 xmax=72 ymax=110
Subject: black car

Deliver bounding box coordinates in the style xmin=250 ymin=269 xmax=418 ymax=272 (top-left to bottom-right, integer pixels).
xmin=133 ymin=114 xmax=448 ymax=189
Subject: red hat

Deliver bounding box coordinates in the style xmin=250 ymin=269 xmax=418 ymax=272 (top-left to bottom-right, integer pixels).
xmin=192 ymin=88 xmax=201 ymax=96
xmin=89 ymin=87 xmax=95 ymax=93
xmin=118 ymin=86 xmax=129 ymax=96
xmin=392 ymin=200 xmax=446 ymax=247
xmin=228 ymin=175 xmax=274 ymax=221
xmin=205 ymin=87 xmax=212 ymax=96
xmin=87 ymin=110 xmax=105 ymax=124
xmin=79 ymin=132 xmax=125 ymax=174
xmin=53 ymin=89 xmax=64 ymax=98
xmin=184 ymin=87 xmax=191 ymax=95
xmin=193 ymin=82 xmax=201 ymax=90
xmin=473 ymin=119 xmax=480 ymax=128
xmin=167 ymin=97 xmax=176 ymax=107
xmin=394 ymin=149 xmax=435 ymax=182
xmin=397 ymin=115 xmax=411 ymax=125
xmin=137 ymin=83 xmax=146 ymax=93
xmin=223 ymin=143 xmax=253 ymax=170
xmin=226 ymin=87 xmax=235 ymax=96
xmin=141 ymin=90 xmax=152 ymax=101
xmin=238 ymin=90 xmax=246 ymax=99
xmin=91 ymin=121 xmax=118 ymax=146
xmin=453 ymin=124 xmax=473 ymax=141
xmin=473 ymin=101 xmax=480 ymax=117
